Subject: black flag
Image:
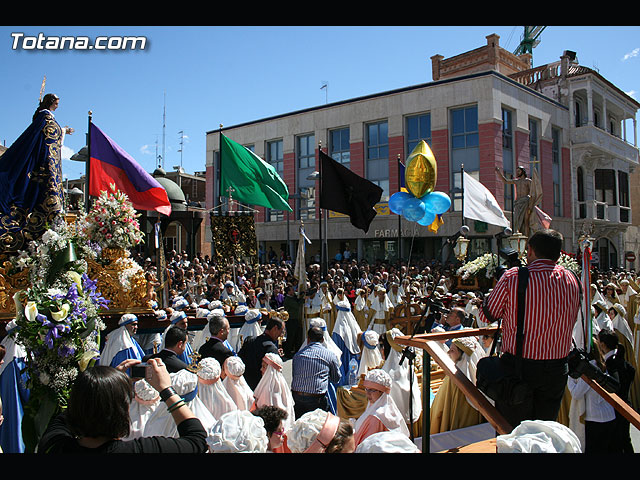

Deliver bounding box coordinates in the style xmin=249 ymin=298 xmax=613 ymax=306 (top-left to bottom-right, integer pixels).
xmin=319 ymin=150 xmax=383 ymax=233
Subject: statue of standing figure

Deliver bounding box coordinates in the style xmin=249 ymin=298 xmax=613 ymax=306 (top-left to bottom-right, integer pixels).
xmin=495 ymin=166 xmax=533 ymax=237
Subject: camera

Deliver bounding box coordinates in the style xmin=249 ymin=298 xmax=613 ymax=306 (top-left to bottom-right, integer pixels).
xmin=567 ymin=349 xmax=620 ymax=393
xmin=130 ymin=362 xmax=149 ymax=378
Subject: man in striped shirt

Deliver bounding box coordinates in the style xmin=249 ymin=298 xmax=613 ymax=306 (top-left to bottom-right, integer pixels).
xmin=478 ymin=229 xmax=581 ymax=429
xmin=291 ymin=326 xmax=342 ymax=419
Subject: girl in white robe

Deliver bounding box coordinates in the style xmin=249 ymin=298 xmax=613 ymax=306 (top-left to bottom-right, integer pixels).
xmin=353 ymin=368 xmax=410 ymax=446
xmin=252 ymin=353 xmax=296 ymax=433
xmin=383 ymin=328 xmax=422 ymax=428
xmin=125 ymin=379 xmax=160 ymax=440
xmin=142 ymin=369 xmax=216 ymax=439
xmin=196 ymin=357 xmax=237 ymax=420
xmin=222 ymin=356 xmax=254 ymax=411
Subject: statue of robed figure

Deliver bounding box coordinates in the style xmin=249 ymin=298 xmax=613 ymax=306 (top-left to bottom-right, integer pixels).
xmin=0 ymin=93 xmax=70 ymax=256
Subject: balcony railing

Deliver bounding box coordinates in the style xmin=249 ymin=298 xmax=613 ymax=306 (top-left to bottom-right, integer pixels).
xmin=576 ymin=200 xmax=631 ymax=224
xmin=571 ymin=125 xmax=639 ymax=165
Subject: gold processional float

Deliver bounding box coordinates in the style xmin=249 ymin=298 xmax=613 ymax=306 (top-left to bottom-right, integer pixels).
xmin=0 ymin=189 xmax=154 ymax=328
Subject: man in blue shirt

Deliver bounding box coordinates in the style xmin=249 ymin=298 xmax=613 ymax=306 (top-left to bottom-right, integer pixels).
xmin=291 ymin=326 xmax=341 ymax=419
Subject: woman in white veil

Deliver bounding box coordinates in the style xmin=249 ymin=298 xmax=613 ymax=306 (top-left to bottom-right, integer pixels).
xmin=222 ymin=356 xmax=254 ymax=411
xmin=356 ymin=330 xmax=383 ymax=379
xmin=196 ymin=357 xmax=238 ymax=420
xmin=382 ymin=328 xmax=422 ymax=429
xmin=142 ymin=369 xmax=216 ymax=439
xmin=125 ymin=379 xmax=160 ymax=440
xmin=252 ymin=353 xmax=296 ymax=433
xmin=353 ymin=368 xmax=410 ymax=447
xmin=331 ymin=292 xmax=362 ymax=387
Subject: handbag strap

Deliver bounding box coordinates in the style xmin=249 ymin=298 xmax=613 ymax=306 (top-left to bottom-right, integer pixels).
xmin=515 ymin=266 xmax=529 ymax=375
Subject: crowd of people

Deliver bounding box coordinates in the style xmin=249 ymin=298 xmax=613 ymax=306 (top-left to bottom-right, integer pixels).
xmin=2 ymin=229 xmax=640 ymax=453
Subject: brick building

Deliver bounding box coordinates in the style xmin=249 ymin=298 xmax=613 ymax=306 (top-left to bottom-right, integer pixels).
xmin=205 ymin=33 xmax=639 ymax=270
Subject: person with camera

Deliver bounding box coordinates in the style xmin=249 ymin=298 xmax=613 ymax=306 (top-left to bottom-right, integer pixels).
xmin=598 ymin=328 xmax=635 ymax=453
xmin=477 ymin=229 xmax=581 ymax=430
xmin=567 ymin=341 xmax=617 ymax=452
xmin=37 ymin=358 xmax=208 ymax=453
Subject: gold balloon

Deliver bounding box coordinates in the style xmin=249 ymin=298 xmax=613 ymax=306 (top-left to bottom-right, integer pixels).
xmin=405 ymin=140 xmax=437 ymax=198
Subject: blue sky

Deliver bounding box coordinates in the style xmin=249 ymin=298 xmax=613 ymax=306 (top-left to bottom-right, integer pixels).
xmin=2 ymin=26 xmax=639 ymax=181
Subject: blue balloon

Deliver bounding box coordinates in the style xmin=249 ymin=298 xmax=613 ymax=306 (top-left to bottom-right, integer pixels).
xmin=389 ymin=191 xmax=412 ymax=215
xmin=417 ymin=209 xmax=436 ymax=226
xmin=422 ymin=191 xmax=451 ymax=215
xmin=403 ymin=197 xmax=426 ymax=222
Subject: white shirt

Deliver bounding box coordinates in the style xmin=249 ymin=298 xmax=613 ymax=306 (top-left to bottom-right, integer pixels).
xmin=567 ymin=360 xmax=616 ymax=423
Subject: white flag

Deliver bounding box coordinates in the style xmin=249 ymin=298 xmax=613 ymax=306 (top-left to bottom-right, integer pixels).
xmin=294 ymin=225 xmax=311 ymax=293
xmin=463 ymin=172 xmax=510 ymax=228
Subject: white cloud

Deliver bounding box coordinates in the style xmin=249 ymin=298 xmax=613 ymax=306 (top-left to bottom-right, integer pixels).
xmin=622 ymin=48 xmax=639 ymax=61
xmin=625 ymin=90 xmax=637 ymax=99
xmin=140 ymin=144 xmax=152 ymax=155
xmin=61 ymin=145 xmax=74 ymax=161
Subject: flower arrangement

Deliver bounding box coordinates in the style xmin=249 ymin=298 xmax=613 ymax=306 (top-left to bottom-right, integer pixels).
xmin=558 ymin=251 xmax=581 ymax=275
xmin=456 ymin=253 xmax=499 ymax=280
xmin=10 ymin=216 xmax=109 ymax=450
xmin=78 ymin=184 xmax=144 ymax=251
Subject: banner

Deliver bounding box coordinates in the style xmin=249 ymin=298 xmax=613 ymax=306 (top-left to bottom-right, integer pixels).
xmin=210 ymin=213 xmax=258 ymax=263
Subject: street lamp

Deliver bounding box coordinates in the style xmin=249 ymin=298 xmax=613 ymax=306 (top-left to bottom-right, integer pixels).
xmin=453 ymin=225 xmax=470 ymax=262
xmin=509 ymin=231 xmax=528 ymax=259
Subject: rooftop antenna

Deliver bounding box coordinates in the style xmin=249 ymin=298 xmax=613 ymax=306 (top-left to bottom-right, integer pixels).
xmin=162 ymin=91 xmax=166 ymax=170
xmin=155 ymin=136 xmax=162 ymax=169
xmin=178 ymin=130 xmax=185 ymax=169
xmin=320 ymin=81 xmax=328 ymax=104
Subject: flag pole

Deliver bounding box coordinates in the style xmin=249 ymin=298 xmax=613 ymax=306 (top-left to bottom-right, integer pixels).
xmin=397 ymin=154 xmax=402 ymax=261
xmin=219 ymin=124 xmax=224 ymax=213
xmin=85 ymin=111 xmax=92 ymax=213
xmin=318 ymin=142 xmax=326 ymax=278
xmin=460 ymin=163 xmax=465 ymax=228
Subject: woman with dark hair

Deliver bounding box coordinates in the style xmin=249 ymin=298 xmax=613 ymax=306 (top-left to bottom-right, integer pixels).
xmin=37 ymin=358 xmax=208 ymax=453
xmin=252 ymin=405 xmax=289 ymax=452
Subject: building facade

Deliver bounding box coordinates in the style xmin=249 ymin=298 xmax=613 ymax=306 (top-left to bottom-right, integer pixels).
xmin=205 ymin=33 xmax=639 ymax=271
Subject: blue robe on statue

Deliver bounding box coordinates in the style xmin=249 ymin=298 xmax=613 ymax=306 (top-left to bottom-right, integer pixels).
xmin=0 ymin=356 xmax=30 ymax=453
xmin=0 ymin=108 xmax=65 ymax=254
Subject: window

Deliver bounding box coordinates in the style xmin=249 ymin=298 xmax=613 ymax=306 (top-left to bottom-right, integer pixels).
xmin=329 ymin=128 xmax=350 ymax=165
xmin=267 ymin=139 xmax=284 ymax=174
xmin=619 ymin=171 xmax=630 ymax=222
xmin=267 ymin=139 xmax=284 ymax=221
xmin=552 ymin=127 xmax=562 ymax=216
xmin=577 ymin=167 xmax=586 ymax=219
xmin=529 ymin=118 xmax=540 ymax=173
xmin=595 ymin=169 xmax=616 ymax=220
xmin=297 ymin=134 xmax=315 ymax=169
xmin=298 ymin=186 xmax=315 ymax=220
xmin=366 ymin=121 xmax=389 ymax=201
xmin=451 ymin=105 xmax=479 ymax=211
xmin=502 ymin=108 xmax=514 ymax=211
xmin=406 ymin=113 xmax=432 ymax=153
xmin=296 ymin=134 xmax=316 ymax=220
xmin=451 ymin=106 xmax=479 ymax=149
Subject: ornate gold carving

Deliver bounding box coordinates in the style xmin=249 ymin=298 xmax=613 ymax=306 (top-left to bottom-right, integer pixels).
xmin=0 ymin=259 xmax=30 ymax=318
xmin=87 ymin=247 xmax=152 ymax=313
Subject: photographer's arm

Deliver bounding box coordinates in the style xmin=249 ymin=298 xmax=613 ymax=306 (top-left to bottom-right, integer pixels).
xmin=145 ymin=358 xmax=197 ymax=424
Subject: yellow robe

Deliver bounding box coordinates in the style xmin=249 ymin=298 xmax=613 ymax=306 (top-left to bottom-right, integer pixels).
xmin=429 ymin=375 xmax=484 ymax=434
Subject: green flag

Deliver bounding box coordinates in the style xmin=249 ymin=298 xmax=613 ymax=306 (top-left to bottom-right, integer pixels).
xmin=220 ymin=133 xmax=292 ymax=212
